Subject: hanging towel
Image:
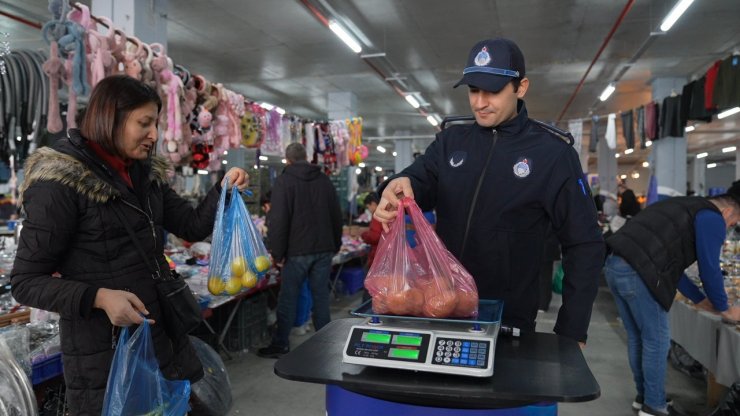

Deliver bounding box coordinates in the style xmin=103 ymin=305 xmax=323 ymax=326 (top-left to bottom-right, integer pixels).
xmin=588 ymin=115 xmax=599 ymax=153
xmin=645 ymin=101 xmax=659 ymax=140
xmin=605 ymin=113 xmax=616 ymax=149
xmin=620 ymin=110 xmax=634 ymax=149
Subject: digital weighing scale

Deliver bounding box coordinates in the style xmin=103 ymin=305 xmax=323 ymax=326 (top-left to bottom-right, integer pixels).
xmin=342 ymin=299 xmax=503 ymax=377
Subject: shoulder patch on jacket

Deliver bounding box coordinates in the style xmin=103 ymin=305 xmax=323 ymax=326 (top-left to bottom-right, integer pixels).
xmin=531 ymin=120 xmax=574 ymax=146
xmin=19 ymin=147 xmax=120 ymax=206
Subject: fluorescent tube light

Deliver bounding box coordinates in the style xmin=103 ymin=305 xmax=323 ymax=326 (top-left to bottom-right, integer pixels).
xmin=696 ymin=152 xmax=708 ymax=159
xmin=685 ymin=125 xmax=695 ymax=132
xmin=707 ymin=163 xmax=717 ymax=169
xmin=645 ymin=141 xmax=653 ymax=147
xmin=599 ymin=83 xmax=616 ymax=102
xmin=259 ymin=155 xmax=269 ymax=161
xmin=376 ymin=145 xmax=386 ymax=153
xmin=375 ymin=166 xmax=383 ymax=172
xmin=328 ymin=20 xmax=362 ymax=53
xmin=624 ymin=148 xmax=634 ymax=154
xmin=405 ymin=94 xmax=420 ymax=109
xmin=722 ymin=146 xmax=736 ymax=153
xmin=718 ymin=107 xmax=740 ymax=119
xmin=660 ymin=0 xmax=695 ymax=32
xmin=642 ymin=161 xmax=649 ymax=167
xmin=427 ymin=115 xmax=439 ymax=126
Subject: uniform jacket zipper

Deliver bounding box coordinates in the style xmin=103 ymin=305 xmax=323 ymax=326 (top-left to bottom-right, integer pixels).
xmin=459 ymin=129 xmax=498 ymax=260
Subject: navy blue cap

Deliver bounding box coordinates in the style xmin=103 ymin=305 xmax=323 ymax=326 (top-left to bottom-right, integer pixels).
xmin=454 ymin=38 xmax=525 ymax=92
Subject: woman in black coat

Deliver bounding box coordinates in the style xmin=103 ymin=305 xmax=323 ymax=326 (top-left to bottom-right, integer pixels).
xmin=11 ymin=75 xmax=248 ymax=414
xmin=619 ymin=189 xmax=642 ymax=218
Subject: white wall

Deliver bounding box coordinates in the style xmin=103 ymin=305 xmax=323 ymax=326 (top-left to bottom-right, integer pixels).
xmin=705 ymin=163 xmax=736 ymax=194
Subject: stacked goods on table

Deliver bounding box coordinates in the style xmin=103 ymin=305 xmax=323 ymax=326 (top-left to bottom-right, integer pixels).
xmin=365 ymin=198 xmax=479 ymax=319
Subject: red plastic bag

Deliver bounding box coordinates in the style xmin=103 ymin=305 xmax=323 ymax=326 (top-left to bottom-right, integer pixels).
xmin=364 ymin=198 xmax=479 ymax=318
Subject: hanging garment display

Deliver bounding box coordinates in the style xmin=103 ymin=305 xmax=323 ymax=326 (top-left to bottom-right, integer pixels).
xmin=605 ymin=113 xmax=616 ymax=149
xmin=588 ymin=115 xmax=599 ymax=153
xmin=620 ymin=110 xmax=634 ymax=149
xmin=713 ymin=54 xmax=740 ymax=110
xmin=636 ymin=106 xmax=646 ymax=149
xmin=568 ymin=119 xmax=587 ymax=173
xmin=705 ymin=60 xmax=722 ymax=111
xmin=240 ymin=103 xmax=266 ymax=148
xmin=261 ymin=109 xmax=284 ymax=157
xmin=660 ymin=94 xmax=683 ymax=138
xmin=304 ymin=121 xmax=315 ymax=161
xmin=645 ymin=101 xmax=659 ymax=140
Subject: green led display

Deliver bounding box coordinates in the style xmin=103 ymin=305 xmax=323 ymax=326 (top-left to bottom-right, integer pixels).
xmin=393 ymin=335 xmax=422 ymax=346
xmin=361 ymin=332 xmax=391 ymax=344
xmin=389 ymin=348 xmax=420 ymax=360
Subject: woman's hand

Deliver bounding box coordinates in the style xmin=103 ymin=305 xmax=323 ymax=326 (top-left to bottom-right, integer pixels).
xmin=94 ymin=288 xmax=154 ymax=326
xmin=222 ymin=168 xmax=249 ymax=191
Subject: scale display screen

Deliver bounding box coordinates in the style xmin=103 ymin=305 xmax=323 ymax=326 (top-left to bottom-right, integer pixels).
xmin=389 ymin=348 xmax=420 ymax=360
xmin=361 ymin=332 xmax=391 ymax=344
xmin=393 ymin=334 xmax=422 ymax=346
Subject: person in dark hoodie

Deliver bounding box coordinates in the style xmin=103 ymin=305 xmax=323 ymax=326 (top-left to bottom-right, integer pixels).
xmin=375 ymin=38 xmax=604 ymax=345
xmin=258 ymin=142 xmax=343 ymax=358
xmin=10 ymin=75 xmax=249 ymax=414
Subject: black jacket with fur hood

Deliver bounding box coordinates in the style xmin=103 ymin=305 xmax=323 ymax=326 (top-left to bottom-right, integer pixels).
xmin=11 ymin=130 xmax=221 ymax=415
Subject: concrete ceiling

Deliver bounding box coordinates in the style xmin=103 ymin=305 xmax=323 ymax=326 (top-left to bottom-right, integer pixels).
xmin=3 ymin=0 xmax=740 ymax=171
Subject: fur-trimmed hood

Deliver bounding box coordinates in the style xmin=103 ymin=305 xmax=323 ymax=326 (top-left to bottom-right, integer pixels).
xmin=19 ymin=143 xmax=171 ymax=207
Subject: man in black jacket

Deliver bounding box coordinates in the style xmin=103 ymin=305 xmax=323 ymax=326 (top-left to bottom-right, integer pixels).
xmin=258 ymin=143 xmax=343 ymax=358
xmin=375 ymin=38 xmax=604 ymax=344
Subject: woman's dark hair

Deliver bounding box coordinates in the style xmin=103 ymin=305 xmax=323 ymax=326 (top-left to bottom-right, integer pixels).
xmin=80 ymin=75 xmax=161 ymax=157
xmin=619 ymin=189 xmax=641 ymax=217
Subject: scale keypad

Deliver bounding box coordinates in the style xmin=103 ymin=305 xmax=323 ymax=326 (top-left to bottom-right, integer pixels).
xmin=431 ymin=338 xmax=489 ymax=368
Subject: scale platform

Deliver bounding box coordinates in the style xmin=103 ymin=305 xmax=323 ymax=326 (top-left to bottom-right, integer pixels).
xmin=342 ymin=299 xmax=503 ymax=377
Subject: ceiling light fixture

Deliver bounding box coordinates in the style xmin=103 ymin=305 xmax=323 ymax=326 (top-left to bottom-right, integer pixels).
xmin=260 ymin=102 xmax=274 ymax=111
xmin=392 ymin=151 xmax=397 ymax=157
xmin=222 ymin=160 xmax=227 ymax=165
xmin=615 ymin=153 xmax=621 ymax=158
xmin=718 ymin=107 xmax=740 ymax=119
xmin=275 ymin=106 xmax=286 ymax=115
xmin=722 ymin=146 xmax=736 ymax=153
xmin=645 ymin=141 xmax=653 ymax=147
xmin=376 ymin=145 xmax=387 ymax=153
xmin=405 ymin=94 xmax=420 ymax=109
xmin=642 ymin=161 xmax=649 ymax=167
xmin=426 ymin=115 xmax=439 ymax=127
xmin=328 ymin=20 xmax=362 ymax=53
xmin=660 ymin=0 xmax=695 ymax=32
xmin=359 ymin=162 xmax=366 ymax=168
xmin=197 ymin=169 xmax=209 ymax=175
xmin=620 ymin=174 xmax=627 ymax=179
xmin=707 ymin=163 xmax=717 ymax=169
xmin=259 ymin=155 xmax=269 ymax=161
xmin=624 ymin=148 xmax=634 ymax=154
xmin=599 ymin=83 xmax=616 ymax=102
xmin=375 ymin=166 xmax=383 ymax=172
xmin=281 ymin=159 xmax=287 ymax=164
xmin=696 ymin=152 xmax=708 ymax=159
xmin=355 ymin=168 xmax=361 ymax=175
xmin=685 ymin=125 xmax=695 ymax=132
xmin=631 ymin=172 xmax=640 ymax=179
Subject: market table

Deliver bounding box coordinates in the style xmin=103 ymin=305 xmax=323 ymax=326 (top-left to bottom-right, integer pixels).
xmin=329 ymin=246 xmax=369 ymax=299
xmin=670 ymin=301 xmax=740 ymax=404
xmin=274 ymin=318 xmax=600 ymax=415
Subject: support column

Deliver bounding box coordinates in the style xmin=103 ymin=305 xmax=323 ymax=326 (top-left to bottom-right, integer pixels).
xmin=394 ymin=137 xmax=413 ymax=173
xmin=736 ymin=149 xmax=740 ymax=180
xmin=690 ymin=157 xmax=706 ymax=196
xmin=651 ymin=77 xmax=687 ymax=200
xmin=92 ymin=0 xmax=168 ymax=46
xmin=597 ymin=134 xmax=618 ymax=217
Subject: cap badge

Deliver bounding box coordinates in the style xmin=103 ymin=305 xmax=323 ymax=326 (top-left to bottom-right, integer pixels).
xmin=513 ymin=158 xmax=531 ymax=178
xmin=474 ymin=46 xmax=491 ymax=67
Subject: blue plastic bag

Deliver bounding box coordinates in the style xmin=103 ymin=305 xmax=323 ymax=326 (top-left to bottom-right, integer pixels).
xmin=102 ymin=321 xmax=191 ymax=416
xmin=208 ymin=183 xmax=271 ymax=296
